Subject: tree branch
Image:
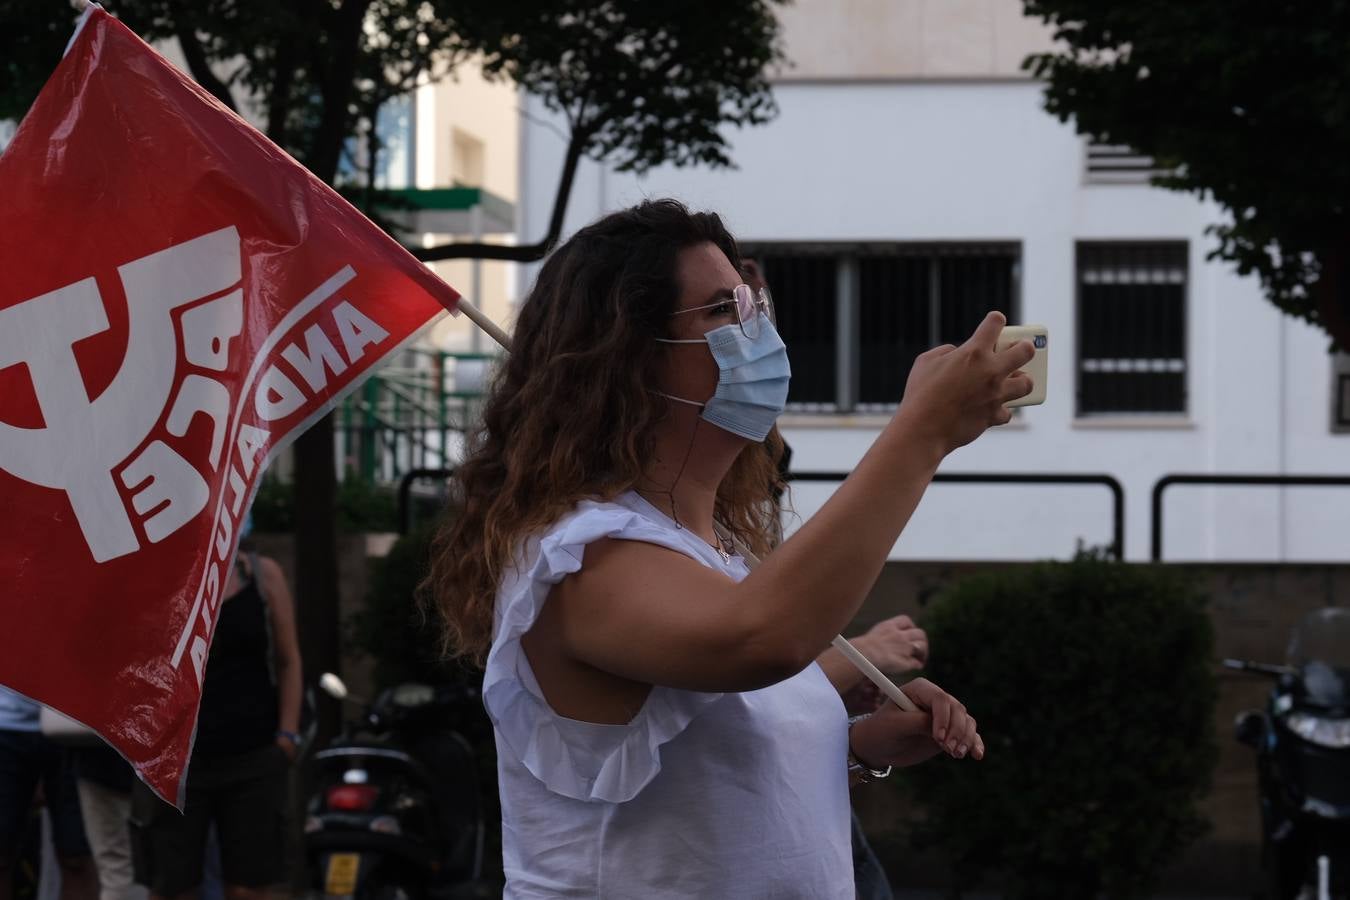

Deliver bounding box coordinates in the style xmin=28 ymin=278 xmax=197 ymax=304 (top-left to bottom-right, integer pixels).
xmin=412 ymin=127 xmax=588 ymax=263
xmin=172 ymin=21 xmax=237 ymax=114
xmin=265 ymin=39 xmax=298 ymax=145
xmin=307 ymin=0 xmax=374 ymax=182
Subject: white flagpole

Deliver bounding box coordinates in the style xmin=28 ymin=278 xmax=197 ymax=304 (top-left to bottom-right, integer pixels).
xmin=456 ymin=298 xmax=512 ymax=351
xmin=459 ymin=299 xmax=917 ymax=712
xmin=64 ymin=2 xmax=99 ymax=57
xmin=829 ymin=635 xmax=919 ymax=712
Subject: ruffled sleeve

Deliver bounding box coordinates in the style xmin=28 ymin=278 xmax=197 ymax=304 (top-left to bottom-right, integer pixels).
xmin=482 ymin=501 xmax=727 ymax=804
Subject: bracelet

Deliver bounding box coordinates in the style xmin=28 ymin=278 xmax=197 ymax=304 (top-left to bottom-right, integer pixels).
xmin=846 ymin=714 xmax=892 ymax=784
xmin=275 ymin=729 xmax=300 ymax=745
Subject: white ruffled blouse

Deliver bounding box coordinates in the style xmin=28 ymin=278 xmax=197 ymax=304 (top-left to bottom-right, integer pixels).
xmin=484 ymin=490 xmax=853 ymax=899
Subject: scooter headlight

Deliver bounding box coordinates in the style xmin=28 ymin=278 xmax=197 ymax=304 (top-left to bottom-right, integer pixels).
xmin=1285 ymin=712 xmax=1350 ymax=749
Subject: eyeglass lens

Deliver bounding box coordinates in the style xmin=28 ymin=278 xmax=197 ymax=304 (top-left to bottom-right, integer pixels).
xmin=733 ymin=284 xmax=776 ymax=339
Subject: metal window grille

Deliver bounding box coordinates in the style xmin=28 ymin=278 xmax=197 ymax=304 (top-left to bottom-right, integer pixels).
xmin=756 ymin=253 xmax=839 ymax=409
xmin=1332 ymin=353 xmax=1350 ymax=433
xmin=750 ymin=245 xmax=1018 ymax=413
xmin=1085 ymin=142 xmax=1175 ymax=184
xmin=1338 ymin=375 xmax=1350 ymax=430
xmin=857 ymin=246 xmax=1017 ymax=410
xmin=1076 ymin=242 xmax=1188 ymax=415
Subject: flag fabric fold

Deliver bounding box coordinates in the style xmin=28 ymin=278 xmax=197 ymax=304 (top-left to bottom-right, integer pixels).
xmin=0 ymin=6 xmax=459 ymax=804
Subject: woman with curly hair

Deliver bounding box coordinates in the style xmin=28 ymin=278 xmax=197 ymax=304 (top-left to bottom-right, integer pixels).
xmin=425 ymin=199 xmax=1034 ymax=898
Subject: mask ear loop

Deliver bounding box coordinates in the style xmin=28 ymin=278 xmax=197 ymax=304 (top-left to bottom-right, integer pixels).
xmin=644 ymin=338 xmax=734 ymax=557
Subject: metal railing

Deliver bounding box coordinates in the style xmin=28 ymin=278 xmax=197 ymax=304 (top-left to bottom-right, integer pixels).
xmin=394 ymin=468 xmax=1127 ymax=558
xmin=1150 ymin=474 xmax=1350 ymax=562
xmin=398 ymin=467 xmax=456 ymax=534
xmin=339 ymin=348 xmax=494 ymax=483
xmin=791 ymin=471 xmax=1125 ymax=559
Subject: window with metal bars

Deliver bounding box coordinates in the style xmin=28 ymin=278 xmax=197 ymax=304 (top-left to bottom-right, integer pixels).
xmin=748 ymin=245 xmax=1019 ymax=413
xmin=1331 ymin=353 xmax=1350 ymax=433
xmin=754 ymin=252 xmax=838 ymax=409
xmin=1076 ymin=242 xmax=1188 ymax=416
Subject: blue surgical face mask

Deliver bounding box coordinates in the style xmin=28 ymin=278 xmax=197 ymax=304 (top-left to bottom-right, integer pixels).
xmin=655 ymin=313 xmax=791 ymax=441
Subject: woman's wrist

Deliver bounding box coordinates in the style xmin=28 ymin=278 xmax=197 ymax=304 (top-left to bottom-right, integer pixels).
xmin=275 ymin=728 xmax=300 ymax=745
xmin=847 ymin=715 xmax=892 ymax=779
xmin=882 ymin=407 xmax=948 ymax=473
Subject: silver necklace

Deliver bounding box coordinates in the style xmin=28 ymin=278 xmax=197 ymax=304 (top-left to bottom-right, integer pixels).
xmin=708 ymin=533 xmax=732 ymax=564
xmin=635 ymin=488 xmax=732 ymax=562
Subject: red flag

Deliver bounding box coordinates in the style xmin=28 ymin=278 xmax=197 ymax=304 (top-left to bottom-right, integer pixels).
xmin=0 ymin=7 xmax=459 ymax=803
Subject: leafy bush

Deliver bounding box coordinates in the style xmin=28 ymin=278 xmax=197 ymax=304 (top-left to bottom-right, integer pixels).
xmin=249 ymin=474 xmax=400 ymax=534
xmin=249 ymin=474 xmax=295 ymax=533
xmin=346 ymin=521 xmax=458 ymax=688
xmin=903 ymin=552 xmax=1218 ymax=900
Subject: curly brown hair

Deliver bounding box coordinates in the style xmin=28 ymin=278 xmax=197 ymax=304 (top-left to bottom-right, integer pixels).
xmin=423 ymin=200 xmax=786 ymax=665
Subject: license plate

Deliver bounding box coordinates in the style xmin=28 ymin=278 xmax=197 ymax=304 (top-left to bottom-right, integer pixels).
xmin=324 ymin=853 xmax=360 ymax=895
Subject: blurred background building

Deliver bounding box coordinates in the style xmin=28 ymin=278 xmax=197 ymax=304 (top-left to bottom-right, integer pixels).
xmin=513 ymin=0 xmax=1350 ymax=563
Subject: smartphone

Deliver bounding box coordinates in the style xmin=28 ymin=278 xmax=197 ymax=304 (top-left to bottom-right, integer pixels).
xmin=996 ymin=324 xmax=1048 ymax=407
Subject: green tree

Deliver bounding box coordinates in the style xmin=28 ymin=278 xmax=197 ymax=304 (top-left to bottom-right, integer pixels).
xmin=1022 ymin=0 xmax=1350 ymax=350
xmin=0 ymin=0 xmax=785 ymax=736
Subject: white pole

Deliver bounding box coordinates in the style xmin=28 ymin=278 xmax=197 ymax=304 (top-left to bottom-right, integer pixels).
xmin=830 ymin=635 xmax=919 ymax=712
xmin=456 ymin=298 xmax=511 ymax=351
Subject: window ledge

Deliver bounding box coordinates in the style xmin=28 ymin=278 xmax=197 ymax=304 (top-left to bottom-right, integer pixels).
xmin=780 ymin=413 xmax=1029 ymax=430
xmin=1071 ymin=416 xmax=1195 ymax=430
xmin=780 ymin=413 xmax=892 ymax=428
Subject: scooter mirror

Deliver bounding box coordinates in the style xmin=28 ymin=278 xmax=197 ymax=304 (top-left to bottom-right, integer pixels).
xmin=320 ymin=672 xmax=348 ymax=699
xmin=1234 ymin=709 xmax=1266 ymax=748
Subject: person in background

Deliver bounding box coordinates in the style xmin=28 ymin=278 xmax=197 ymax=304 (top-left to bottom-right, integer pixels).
xmin=0 ymin=686 xmax=97 ymax=900
xmin=72 ymin=744 xmax=144 ymax=900
xmin=131 ymin=515 xmax=302 ymax=900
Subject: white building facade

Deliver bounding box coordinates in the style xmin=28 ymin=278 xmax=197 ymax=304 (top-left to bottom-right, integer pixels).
xmin=514 ymin=0 xmax=1350 ymax=563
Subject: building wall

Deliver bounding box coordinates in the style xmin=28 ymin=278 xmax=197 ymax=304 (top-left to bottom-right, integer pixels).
xmin=414 ymin=60 xmax=520 ymax=353
xmin=419 ymin=61 xmax=519 ymax=201
xmin=775 ymin=0 xmax=1054 ymax=80
xmin=516 ymin=77 xmax=1350 ymax=562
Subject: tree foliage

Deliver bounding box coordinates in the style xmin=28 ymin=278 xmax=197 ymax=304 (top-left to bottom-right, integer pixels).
xmin=1 ymin=0 xmax=785 ymax=259
xmin=1022 ymin=0 xmax=1350 ymax=348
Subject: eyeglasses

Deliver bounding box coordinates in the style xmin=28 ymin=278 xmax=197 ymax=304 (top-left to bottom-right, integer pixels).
xmin=668 ymin=283 xmax=776 ymax=340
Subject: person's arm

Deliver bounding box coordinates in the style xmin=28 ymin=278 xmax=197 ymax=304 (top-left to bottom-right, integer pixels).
xmin=259 ymin=556 xmax=303 ymax=760
xmin=816 ymin=614 xmax=928 ymax=695
xmin=542 ymin=313 xmax=1034 ymax=693
xmin=850 ymin=678 xmax=984 ymax=766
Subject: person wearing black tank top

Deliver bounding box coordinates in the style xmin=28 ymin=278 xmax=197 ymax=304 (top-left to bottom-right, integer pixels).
xmin=132 ymin=524 xmax=302 ymax=900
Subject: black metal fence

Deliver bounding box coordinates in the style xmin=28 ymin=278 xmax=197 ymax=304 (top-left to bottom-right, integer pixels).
xmin=1150 ymin=473 xmax=1350 ymax=561
xmin=397 ymin=469 xmax=1125 ymax=559
xmin=790 ymin=471 xmax=1124 ymax=560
